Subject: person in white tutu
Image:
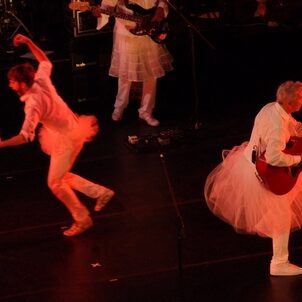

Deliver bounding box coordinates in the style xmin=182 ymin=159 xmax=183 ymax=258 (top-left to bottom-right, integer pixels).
xmin=96 ymin=0 xmax=173 ymax=126
xmin=205 ymin=81 xmax=302 ymax=276
xmin=1 ymin=34 xmax=115 ymax=237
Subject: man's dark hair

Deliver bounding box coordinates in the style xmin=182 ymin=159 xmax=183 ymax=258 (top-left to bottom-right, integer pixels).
xmin=7 ymin=62 xmax=35 ymax=87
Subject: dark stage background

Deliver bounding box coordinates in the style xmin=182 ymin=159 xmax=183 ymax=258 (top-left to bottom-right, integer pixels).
xmin=0 ymin=0 xmax=302 ymax=122
xmin=1 ymin=1 xmax=302 ymax=301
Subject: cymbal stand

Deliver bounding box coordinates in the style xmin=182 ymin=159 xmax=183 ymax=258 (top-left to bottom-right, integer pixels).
xmin=1 ymin=0 xmax=33 ymax=51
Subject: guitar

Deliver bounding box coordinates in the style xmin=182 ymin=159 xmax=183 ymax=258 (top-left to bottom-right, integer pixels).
xmin=68 ymin=1 xmax=169 ymax=44
xmin=255 ymin=136 xmax=302 ymax=195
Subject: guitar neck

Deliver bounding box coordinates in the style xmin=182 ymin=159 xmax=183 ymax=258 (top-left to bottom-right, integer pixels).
xmin=91 ymin=5 xmax=142 ymax=23
xmin=69 ymin=1 xmax=168 ymax=43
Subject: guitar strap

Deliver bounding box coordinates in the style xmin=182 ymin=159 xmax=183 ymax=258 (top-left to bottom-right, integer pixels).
xmin=124 ymin=0 xmax=160 ymax=4
xmin=123 ymin=0 xmax=138 ymax=14
xmin=123 ymin=0 xmax=130 ymax=9
xmin=123 ymin=0 xmax=157 ymax=15
xmin=119 ymin=0 xmax=136 ymax=15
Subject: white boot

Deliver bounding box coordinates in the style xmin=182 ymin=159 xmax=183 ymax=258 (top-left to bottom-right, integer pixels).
xmin=270 ymin=233 xmax=302 ymax=276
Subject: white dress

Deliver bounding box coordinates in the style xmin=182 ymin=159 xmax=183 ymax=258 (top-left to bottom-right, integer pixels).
xmin=98 ymin=0 xmax=173 ymax=82
xmin=204 ymin=102 xmax=302 ymax=238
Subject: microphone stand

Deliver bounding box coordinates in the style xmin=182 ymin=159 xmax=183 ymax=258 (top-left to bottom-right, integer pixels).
xmin=156 ymin=142 xmax=186 ymax=301
xmin=1 ymin=0 xmax=33 ymax=53
xmin=5 ymin=10 xmax=33 ymax=40
xmin=167 ymin=0 xmax=216 ymax=129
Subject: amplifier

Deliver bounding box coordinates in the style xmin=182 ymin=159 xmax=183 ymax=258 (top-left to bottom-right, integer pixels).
xmin=66 ymin=10 xmax=99 ymax=37
xmin=68 ymin=34 xmax=113 ymax=70
xmin=63 ymin=1 xmax=112 ymax=37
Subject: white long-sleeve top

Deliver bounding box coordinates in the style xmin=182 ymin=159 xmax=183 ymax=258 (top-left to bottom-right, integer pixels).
xmin=244 ymin=102 xmax=302 ymax=167
xmin=19 ymin=61 xmax=78 ymax=142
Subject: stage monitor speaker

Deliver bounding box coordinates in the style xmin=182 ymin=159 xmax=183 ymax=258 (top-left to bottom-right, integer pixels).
xmin=68 ymin=34 xmax=112 ymax=70
xmin=72 ymin=68 xmax=100 ymax=104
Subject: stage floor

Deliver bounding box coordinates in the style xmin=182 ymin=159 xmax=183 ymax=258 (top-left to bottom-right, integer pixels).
xmin=1 ymin=19 xmax=302 ymax=302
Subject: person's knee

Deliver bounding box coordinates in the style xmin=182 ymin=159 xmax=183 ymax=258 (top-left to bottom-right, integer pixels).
xmin=48 ymin=178 xmax=65 ymax=195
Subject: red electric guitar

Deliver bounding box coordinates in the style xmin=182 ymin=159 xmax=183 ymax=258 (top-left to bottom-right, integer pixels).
xmin=255 ymin=136 xmax=302 ymax=195
xmin=68 ymin=1 xmax=169 ymax=44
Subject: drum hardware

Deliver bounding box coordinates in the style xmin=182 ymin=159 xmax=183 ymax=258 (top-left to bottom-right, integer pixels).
xmin=0 ymin=0 xmax=33 ymax=52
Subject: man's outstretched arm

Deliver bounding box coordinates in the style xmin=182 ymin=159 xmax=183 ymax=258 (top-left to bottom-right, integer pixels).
xmin=0 ymin=134 xmax=27 ymax=148
xmin=13 ymin=34 xmax=50 ymax=63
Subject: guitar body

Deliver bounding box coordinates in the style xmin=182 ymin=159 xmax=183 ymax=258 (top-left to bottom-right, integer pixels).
xmin=125 ymin=4 xmax=169 ymax=43
xmin=69 ymin=1 xmax=169 ymax=44
xmin=255 ymin=136 xmax=302 ymax=195
xmin=129 ymin=18 xmax=169 ymax=43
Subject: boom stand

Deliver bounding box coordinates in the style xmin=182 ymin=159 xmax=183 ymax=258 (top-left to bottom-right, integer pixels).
xmin=157 ymin=144 xmax=186 ymax=301
xmin=5 ymin=10 xmax=33 ymax=40
xmin=1 ymin=0 xmax=33 ymax=52
xmin=167 ymin=0 xmax=216 ymax=129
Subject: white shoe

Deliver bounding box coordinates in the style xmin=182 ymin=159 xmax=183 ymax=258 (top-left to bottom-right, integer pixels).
xmin=267 ymin=21 xmax=279 ymax=27
xmin=63 ymin=216 xmax=93 ymax=237
xmin=139 ymin=113 xmax=160 ymax=127
xmin=270 ymin=261 xmax=302 ymax=276
xmin=112 ymin=108 xmax=123 ymax=121
xmin=94 ymin=189 xmax=115 ymax=212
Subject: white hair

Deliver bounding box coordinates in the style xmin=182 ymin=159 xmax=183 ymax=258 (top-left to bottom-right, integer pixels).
xmin=276 ymin=81 xmax=302 ymax=105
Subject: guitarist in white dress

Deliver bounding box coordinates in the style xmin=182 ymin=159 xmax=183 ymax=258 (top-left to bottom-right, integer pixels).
xmin=204 ymin=81 xmax=302 ymax=276
xmin=95 ymin=0 xmax=173 ymax=126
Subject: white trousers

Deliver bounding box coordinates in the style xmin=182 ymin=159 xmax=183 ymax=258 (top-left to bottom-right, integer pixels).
xmin=114 ymin=77 xmax=157 ymax=115
xmin=271 ymin=232 xmax=290 ymax=265
xmin=47 ymin=141 xmax=106 ymax=222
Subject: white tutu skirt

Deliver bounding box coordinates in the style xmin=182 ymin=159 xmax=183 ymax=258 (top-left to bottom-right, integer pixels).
xmin=204 ymin=143 xmax=302 ymax=238
xmin=109 ymin=23 xmax=174 ymax=82
xmin=38 ymin=115 xmax=99 ymax=156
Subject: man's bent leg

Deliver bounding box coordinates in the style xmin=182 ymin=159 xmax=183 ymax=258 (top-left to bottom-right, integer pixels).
xmin=48 ymin=148 xmax=92 ymax=236
xmin=64 ymin=172 xmax=115 ymax=212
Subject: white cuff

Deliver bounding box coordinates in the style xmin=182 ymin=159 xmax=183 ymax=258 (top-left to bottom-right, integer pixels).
xmin=96 ymin=15 xmax=109 ymax=30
